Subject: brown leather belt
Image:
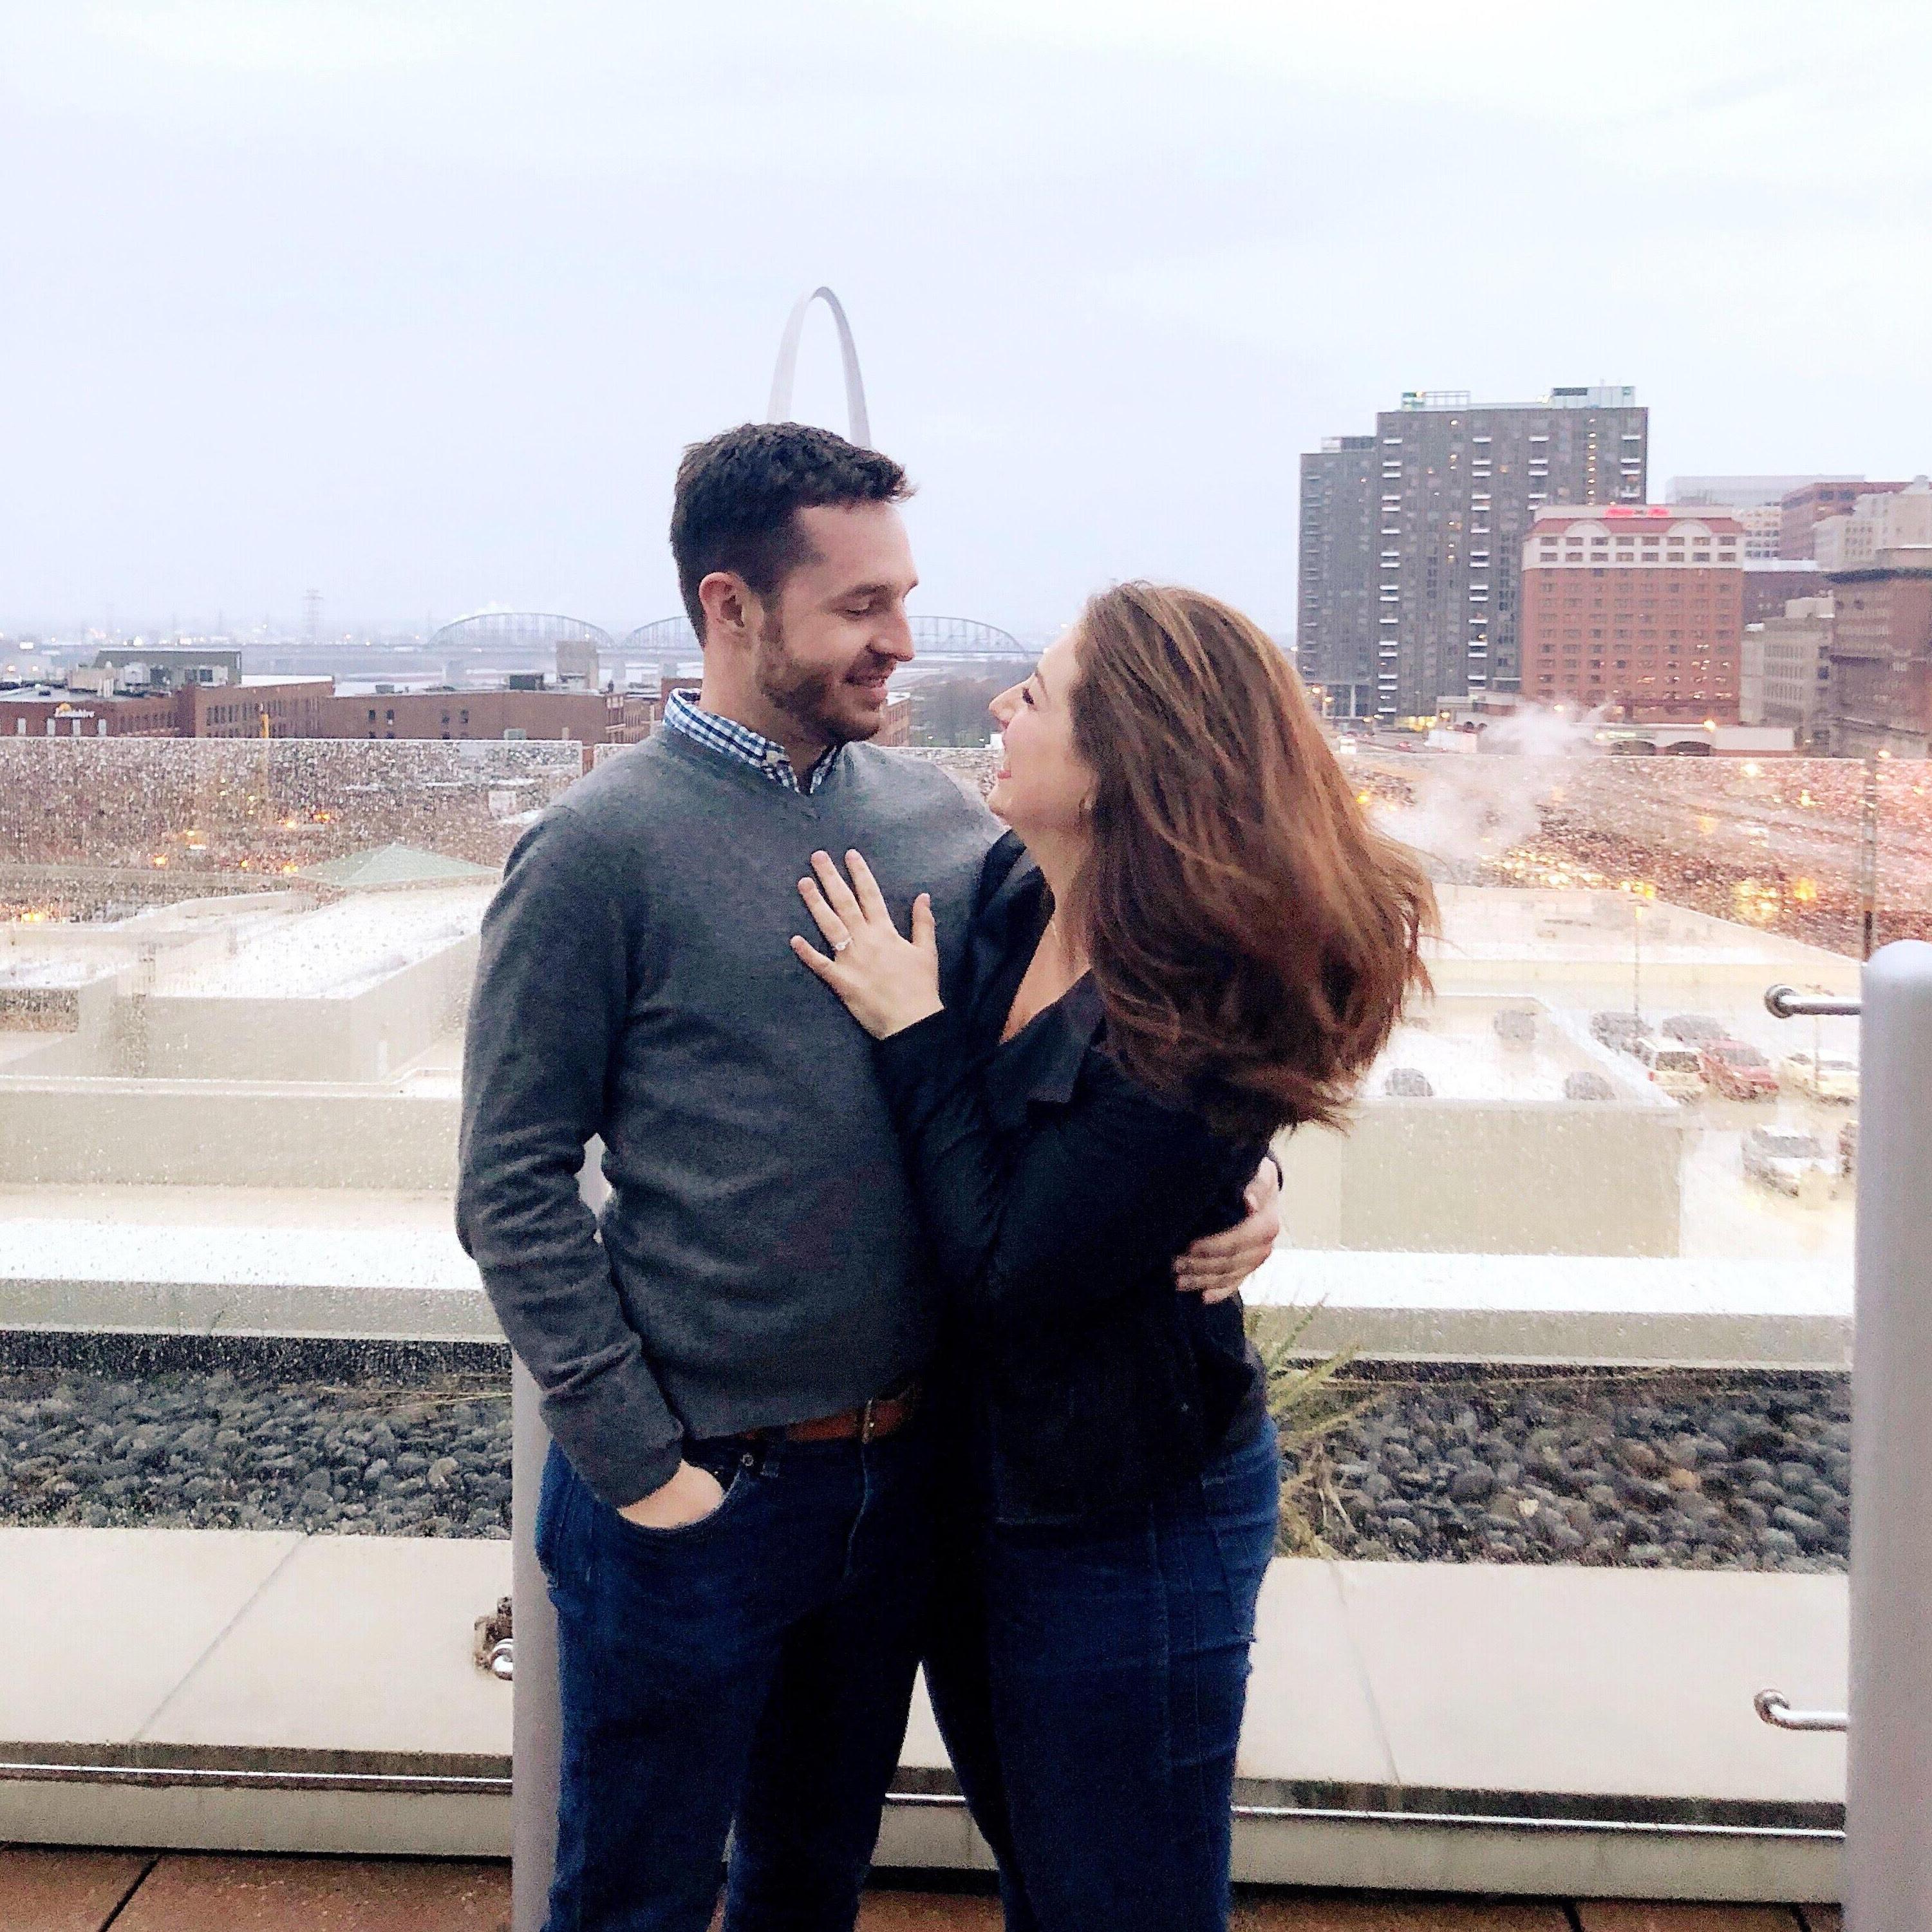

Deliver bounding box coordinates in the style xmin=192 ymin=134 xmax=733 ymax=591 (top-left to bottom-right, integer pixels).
xmin=738 ymin=1378 xmax=921 ymax=1447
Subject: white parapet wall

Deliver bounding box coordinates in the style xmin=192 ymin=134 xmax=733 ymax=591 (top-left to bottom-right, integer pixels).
xmin=1277 ymin=1094 xmax=1683 ymax=1256
xmin=136 ymin=933 xmax=480 ymax=1084
xmin=1278 ymin=993 xmax=1685 ymax=1257
xmin=0 ymin=1082 xmax=460 ymax=1190
xmin=0 ymin=884 xmax=490 ymax=1085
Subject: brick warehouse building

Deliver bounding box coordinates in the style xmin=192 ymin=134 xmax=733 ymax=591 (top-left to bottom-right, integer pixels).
xmin=174 ymin=677 xmax=335 ymax=738
xmin=4 ymin=676 xmax=643 ymax=749
xmin=1 ymin=689 xmax=181 ymax=737
xmin=324 ymin=687 xmax=613 ymax=744
xmin=1519 ymin=506 xmax=1745 ymax=720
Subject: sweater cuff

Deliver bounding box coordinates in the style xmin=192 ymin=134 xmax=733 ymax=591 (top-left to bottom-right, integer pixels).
xmin=538 ymin=1357 xmax=686 ymax=1511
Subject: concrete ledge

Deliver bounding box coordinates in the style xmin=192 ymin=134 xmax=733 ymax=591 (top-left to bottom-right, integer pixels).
xmin=0 ymin=1781 xmax=508 ymax=1859
xmin=3 ymin=1774 xmax=1837 ymax=1900
xmin=881 ymin=1797 xmax=1833 ymax=1900
xmin=1248 ymin=1251 xmax=1852 ymax=1371
xmin=1220 ymin=1810 xmax=1837 ymax=1903
xmin=3 ymin=1277 xmax=504 ymax=1344
xmin=0 ymin=1188 xmax=498 ymax=1344
xmin=1 ymin=1187 xmax=1853 ymax=1369
xmin=0 ymin=1529 xmax=1843 ymax=1900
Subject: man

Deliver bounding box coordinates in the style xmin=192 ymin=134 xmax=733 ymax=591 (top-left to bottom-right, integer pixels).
xmin=456 ymin=421 xmax=1279 ymax=1932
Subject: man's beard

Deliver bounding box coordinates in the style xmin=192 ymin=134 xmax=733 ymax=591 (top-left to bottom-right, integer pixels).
xmin=753 ymin=614 xmax=890 ymax=746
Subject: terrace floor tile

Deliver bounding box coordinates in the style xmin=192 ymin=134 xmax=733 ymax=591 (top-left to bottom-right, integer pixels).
xmin=1575 ymin=1904 xmax=1804 ymax=1929
xmin=109 ymin=1853 xmax=509 ymax=1931
xmin=1230 ymin=1894 xmax=1571 ymax=1927
xmin=856 ymin=1892 xmax=1003 ymax=1927
xmin=0 ymin=1846 xmax=154 ymax=1932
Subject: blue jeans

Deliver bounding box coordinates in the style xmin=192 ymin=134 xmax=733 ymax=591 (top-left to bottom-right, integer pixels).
xmin=926 ymin=1416 xmax=1281 ymax=1932
xmin=534 ymin=1418 xmax=936 ymax=1932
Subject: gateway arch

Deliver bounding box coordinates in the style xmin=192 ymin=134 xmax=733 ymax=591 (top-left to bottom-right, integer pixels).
xmin=766 ymin=285 xmax=871 ymax=447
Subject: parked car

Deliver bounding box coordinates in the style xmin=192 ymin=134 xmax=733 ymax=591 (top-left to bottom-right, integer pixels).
xmin=1563 ymin=1070 xmax=1616 ymax=1102
xmin=1633 ymin=1036 xmax=1705 ymax=1100
xmin=1383 ymin=1066 xmax=1434 ymax=1098
xmin=1697 ymin=1038 xmax=1779 ymax=1100
xmin=1590 ymin=1010 xmax=1649 ymax=1053
xmin=1839 ymin=1116 xmax=1858 ymax=1179
xmin=1662 ymin=1013 xmax=1727 ymax=1045
xmin=1741 ymin=1126 xmax=1835 ymax=1197
xmin=1779 ymin=1051 xmax=1859 ymax=1103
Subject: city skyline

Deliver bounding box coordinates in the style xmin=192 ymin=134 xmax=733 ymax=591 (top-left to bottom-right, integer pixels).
xmin=4 ymin=3 xmax=1931 ymax=636
xmin=1299 ymin=384 xmax=1649 ymax=718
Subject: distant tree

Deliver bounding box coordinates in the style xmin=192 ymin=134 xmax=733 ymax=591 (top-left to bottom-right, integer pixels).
xmin=912 ymin=675 xmax=1006 ymax=747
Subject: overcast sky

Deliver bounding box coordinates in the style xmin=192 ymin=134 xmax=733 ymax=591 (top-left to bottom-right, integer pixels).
xmin=3 ymin=1 xmax=1928 ymax=641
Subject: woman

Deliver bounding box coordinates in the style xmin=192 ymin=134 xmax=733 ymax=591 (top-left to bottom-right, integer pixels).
xmin=790 ymin=583 xmax=1433 ymax=1931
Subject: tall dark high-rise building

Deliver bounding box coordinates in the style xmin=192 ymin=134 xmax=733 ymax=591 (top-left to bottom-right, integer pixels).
xmin=1295 ymin=436 xmax=1377 ymax=717
xmin=1299 ymin=386 xmax=1648 ymax=721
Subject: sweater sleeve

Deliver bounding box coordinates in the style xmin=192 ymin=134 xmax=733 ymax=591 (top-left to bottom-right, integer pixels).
xmin=872 ymin=1008 xmax=1257 ymax=1329
xmin=455 ymin=805 xmax=685 ymax=1508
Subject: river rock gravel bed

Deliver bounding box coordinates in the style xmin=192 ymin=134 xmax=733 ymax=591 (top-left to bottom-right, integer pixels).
xmin=0 ymin=1358 xmax=1851 ymax=1570
xmin=1283 ymin=1367 xmax=1850 ymax=1571
xmin=0 ymin=1365 xmax=513 ymax=1539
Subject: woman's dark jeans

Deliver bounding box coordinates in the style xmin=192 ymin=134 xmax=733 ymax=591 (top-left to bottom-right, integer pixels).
xmin=926 ymin=1416 xmax=1282 ymax=1932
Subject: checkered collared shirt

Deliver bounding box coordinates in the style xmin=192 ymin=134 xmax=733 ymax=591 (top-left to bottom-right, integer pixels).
xmin=661 ymin=689 xmax=843 ymax=795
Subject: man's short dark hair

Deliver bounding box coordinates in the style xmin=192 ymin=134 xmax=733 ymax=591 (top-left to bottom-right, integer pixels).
xmin=671 ymin=422 xmax=912 ymax=640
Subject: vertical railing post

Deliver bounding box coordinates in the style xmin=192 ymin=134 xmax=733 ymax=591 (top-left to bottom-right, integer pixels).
xmin=1846 ymin=941 xmax=1932 ymax=1928
xmin=511 ymin=1140 xmax=610 ymax=1932
xmin=511 ymin=1356 xmax=559 ymax=1932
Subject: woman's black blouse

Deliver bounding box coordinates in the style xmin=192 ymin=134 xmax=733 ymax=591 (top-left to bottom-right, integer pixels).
xmin=873 ymin=832 xmax=1270 ymax=1528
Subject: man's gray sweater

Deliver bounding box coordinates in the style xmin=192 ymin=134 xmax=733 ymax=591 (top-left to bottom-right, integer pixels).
xmin=455 ymin=727 xmax=999 ymax=1508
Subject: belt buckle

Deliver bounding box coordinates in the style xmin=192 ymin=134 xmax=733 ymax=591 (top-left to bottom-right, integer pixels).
xmin=859 ymin=1397 xmax=879 ymax=1445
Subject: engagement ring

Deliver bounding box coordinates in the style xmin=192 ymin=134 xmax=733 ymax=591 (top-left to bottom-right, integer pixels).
xmin=832 ymin=937 xmax=851 ymax=953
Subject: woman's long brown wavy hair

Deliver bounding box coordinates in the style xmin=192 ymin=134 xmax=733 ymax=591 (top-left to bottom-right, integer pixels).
xmin=1066 ymin=582 xmax=1436 ymax=1141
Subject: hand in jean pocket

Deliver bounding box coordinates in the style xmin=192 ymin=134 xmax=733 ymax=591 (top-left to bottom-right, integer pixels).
xmin=617 ymin=1459 xmax=727 ymax=1531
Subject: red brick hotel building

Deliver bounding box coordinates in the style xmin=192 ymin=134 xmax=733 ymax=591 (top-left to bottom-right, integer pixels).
xmin=1520 ymin=506 xmax=1745 ymax=720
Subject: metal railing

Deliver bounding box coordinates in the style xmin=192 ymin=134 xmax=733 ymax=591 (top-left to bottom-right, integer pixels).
xmin=1751 ymin=993 xmax=1854 ymax=1746
xmin=1756 ymin=1691 xmax=1848 ymax=1736
xmin=1763 ymin=984 xmax=1862 ymax=1020
xmin=1758 ymin=945 xmax=1932 ymax=1926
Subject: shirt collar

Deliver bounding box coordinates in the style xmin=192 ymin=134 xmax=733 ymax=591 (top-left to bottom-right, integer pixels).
xmin=661 ymin=688 xmax=843 ymax=794
xmin=975 ymin=851 xmax=1105 ymax=1111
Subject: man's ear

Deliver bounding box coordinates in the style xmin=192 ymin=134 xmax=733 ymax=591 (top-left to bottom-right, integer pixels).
xmin=697 ymin=570 xmax=752 ymax=646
